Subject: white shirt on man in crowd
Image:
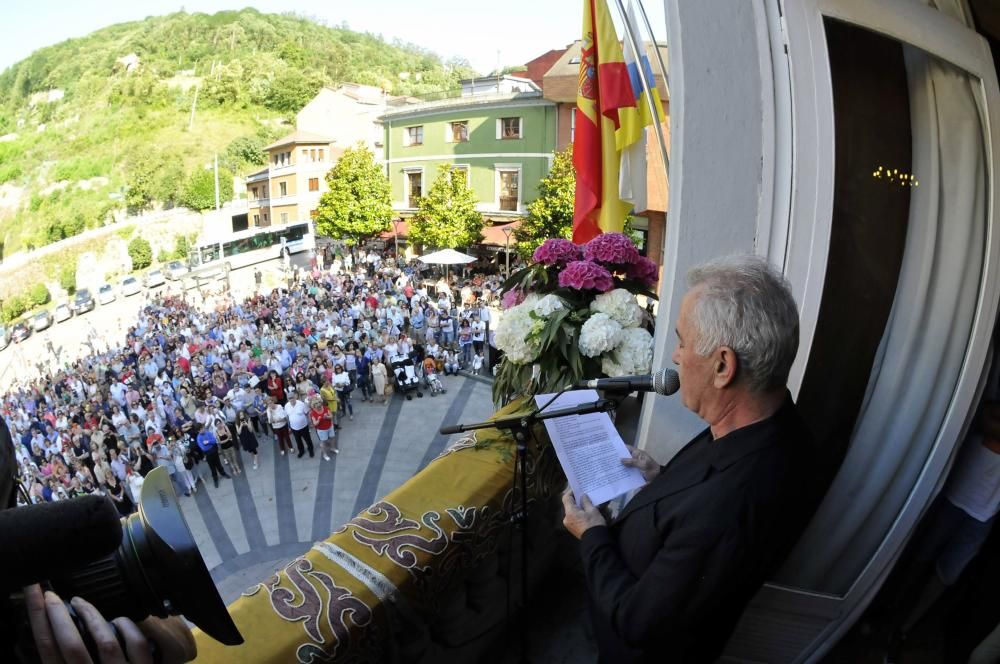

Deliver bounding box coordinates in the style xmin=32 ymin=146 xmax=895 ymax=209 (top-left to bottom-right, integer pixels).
xmin=284 ymin=397 xmax=310 ymax=431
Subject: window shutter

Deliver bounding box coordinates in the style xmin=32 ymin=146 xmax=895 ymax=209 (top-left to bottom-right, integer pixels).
xmin=496 ymin=118 xmax=502 ymax=140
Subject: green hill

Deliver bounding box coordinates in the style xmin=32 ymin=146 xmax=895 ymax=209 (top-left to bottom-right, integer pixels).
xmin=0 ymin=8 xmax=475 ymax=257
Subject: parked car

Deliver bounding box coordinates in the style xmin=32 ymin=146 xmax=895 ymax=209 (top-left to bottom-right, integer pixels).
xmin=165 ymin=260 xmax=189 ymax=280
xmin=72 ymin=288 xmax=95 ymax=315
xmin=97 ymin=283 xmax=116 ymax=305
xmin=11 ymin=322 xmax=31 ymax=343
xmin=121 ymin=276 xmax=141 ymax=297
xmin=144 ymin=270 xmax=165 ymax=288
xmin=32 ymin=310 xmax=53 ymax=332
xmin=54 ymin=303 xmax=73 ymax=323
xmin=0 ymin=325 xmax=9 ymax=351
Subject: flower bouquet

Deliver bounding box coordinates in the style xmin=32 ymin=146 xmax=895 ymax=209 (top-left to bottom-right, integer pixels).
xmin=492 ymin=233 xmax=658 ymax=405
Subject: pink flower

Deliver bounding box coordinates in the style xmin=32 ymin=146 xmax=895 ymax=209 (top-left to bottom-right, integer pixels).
xmin=558 ymin=261 xmax=614 ymax=292
xmin=583 ymin=232 xmax=640 ymax=266
xmin=501 ymin=288 xmax=526 ymax=310
xmin=532 ymin=238 xmax=582 ymax=267
xmin=627 ymin=256 xmax=659 ymax=286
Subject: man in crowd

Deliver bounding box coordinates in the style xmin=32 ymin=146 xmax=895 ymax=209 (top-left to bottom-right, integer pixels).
xmin=562 ymin=255 xmax=818 ymax=663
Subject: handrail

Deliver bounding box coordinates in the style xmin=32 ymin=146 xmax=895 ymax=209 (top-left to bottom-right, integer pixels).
xmin=192 ymin=401 xmax=564 ymax=663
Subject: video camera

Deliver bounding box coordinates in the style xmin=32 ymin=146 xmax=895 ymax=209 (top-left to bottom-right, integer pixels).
xmin=0 ymin=418 xmax=242 ymax=662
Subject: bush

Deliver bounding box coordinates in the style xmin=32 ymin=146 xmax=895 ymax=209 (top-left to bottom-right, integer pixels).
xmin=1 ymin=295 xmax=27 ymax=323
xmin=28 ymin=283 xmax=50 ymax=307
xmin=128 ymin=237 xmax=152 ymax=270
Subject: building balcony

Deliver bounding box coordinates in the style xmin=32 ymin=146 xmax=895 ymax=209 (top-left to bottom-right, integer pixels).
xmin=248 ymin=198 xmax=270 ymax=208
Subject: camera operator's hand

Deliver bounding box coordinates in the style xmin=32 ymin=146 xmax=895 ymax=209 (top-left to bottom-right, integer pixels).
xmin=621 ymin=444 xmax=661 ymax=484
xmin=24 ymin=584 xmax=196 ymax=664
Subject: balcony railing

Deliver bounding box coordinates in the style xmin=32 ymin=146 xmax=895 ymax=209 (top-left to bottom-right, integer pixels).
xmin=192 ymin=401 xmax=566 ymax=663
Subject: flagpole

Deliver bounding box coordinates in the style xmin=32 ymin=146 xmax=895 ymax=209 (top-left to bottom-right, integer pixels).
xmin=634 ymin=0 xmax=670 ymax=97
xmin=614 ymin=0 xmax=670 ymax=176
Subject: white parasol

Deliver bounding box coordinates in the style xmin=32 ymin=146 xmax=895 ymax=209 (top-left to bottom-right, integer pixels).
xmin=418 ymin=249 xmax=476 ymax=280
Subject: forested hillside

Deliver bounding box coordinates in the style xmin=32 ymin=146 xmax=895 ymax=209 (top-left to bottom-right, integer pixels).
xmin=0 ymin=8 xmax=474 ymax=256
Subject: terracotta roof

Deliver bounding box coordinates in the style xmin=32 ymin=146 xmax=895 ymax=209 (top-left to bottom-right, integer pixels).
xmin=264 ymin=130 xmax=335 ymax=151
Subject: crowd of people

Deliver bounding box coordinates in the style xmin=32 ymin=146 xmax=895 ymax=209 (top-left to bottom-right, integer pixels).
xmin=1 ymin=248 xmax=503 ymax=511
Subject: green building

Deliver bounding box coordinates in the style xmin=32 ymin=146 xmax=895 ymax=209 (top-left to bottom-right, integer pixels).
xmin=381 ymin=77 xmax=557 ymax=222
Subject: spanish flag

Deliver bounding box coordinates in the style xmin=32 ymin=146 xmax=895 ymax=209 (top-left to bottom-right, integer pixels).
xmin=572 ymin=0 xmax=640 ymax=244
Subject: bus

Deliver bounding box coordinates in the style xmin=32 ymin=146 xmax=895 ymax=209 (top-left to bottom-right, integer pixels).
xmin=188 ymin=221 xmax=315 ymax=274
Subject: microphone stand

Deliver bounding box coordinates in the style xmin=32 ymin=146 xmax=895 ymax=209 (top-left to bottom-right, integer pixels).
xmin=440 ymin=396 xmax=620 ymax=663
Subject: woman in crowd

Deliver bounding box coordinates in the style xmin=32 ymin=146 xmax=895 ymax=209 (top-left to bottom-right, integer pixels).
xmin=309 ymin=397 xmax=337 ymax=460
xmin=215 ymin=419 xmax=241 ymax=476
xmin=235 ymin=410 xmax=260 ymax=470
xmin=371 ymin=356 xmax=388 ymax=404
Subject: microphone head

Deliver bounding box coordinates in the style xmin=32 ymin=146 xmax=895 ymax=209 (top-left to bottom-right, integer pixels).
xmin=653 ymin=368 xmax=680 ymax=395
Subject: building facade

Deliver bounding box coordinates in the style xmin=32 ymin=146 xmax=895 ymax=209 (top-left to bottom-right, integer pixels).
xmin=295 ymin=84 xmax=394 ymax=160
xmin=246 ymin=131 xmax=341 ymax=228
xmin=381 ymin=79 xmax=557 ymax=221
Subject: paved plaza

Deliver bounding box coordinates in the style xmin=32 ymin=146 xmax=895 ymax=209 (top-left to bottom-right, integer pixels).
xmin=187 ymin=373 xmax=497 ymax=604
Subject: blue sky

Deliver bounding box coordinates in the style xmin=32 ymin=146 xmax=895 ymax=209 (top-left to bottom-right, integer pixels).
xmin=2 ymin=1 xmax=668 ymax=75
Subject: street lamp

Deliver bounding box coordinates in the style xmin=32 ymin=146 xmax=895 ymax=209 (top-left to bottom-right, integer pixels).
xmin=502 ymin=225 xmax=514 ymax=276
xmin=393 ymin=219 xmax=403 ymax=259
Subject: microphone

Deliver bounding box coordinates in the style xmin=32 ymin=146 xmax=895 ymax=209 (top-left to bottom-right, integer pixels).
xmin=0 ymin=495 xmax=123 ymax=591
xmin=575 ymin=368 xmax=680 ymax=396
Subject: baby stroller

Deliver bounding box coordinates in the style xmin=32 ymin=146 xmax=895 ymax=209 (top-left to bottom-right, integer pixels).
xmin=390 ymin=354 xmax=423 ymax=400
xmin=425 ymin=367 xmax=446 ymax=397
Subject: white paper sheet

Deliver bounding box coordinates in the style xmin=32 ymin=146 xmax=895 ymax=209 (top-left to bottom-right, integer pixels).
xmin=535 ymin=390 xmax=646 ymax=506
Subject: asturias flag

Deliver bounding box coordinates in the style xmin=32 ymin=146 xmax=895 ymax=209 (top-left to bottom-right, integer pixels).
xmin=572 ymin=0 xmax=640 ymax=244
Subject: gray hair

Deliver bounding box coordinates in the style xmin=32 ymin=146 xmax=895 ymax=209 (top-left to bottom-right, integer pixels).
xmin=687 ymin=255 xmax=799 ymax=392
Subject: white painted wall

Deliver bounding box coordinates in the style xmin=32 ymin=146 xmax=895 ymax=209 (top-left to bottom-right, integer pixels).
xmin=638 ymin=0 xmax=771 ymax=462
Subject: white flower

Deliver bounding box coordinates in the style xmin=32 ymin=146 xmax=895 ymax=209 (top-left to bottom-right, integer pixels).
xmin=495 ymin=297 xmax=543 ymax=364
xmin=591 ymin=288 xmax=644 ymax=328
xmin=532 ymin=294 xmax=566 ymax=318
xmin=579 ymin=313 xmax=623 ymax=358
xmin=601 ymin=327 xmax=654 ymax=376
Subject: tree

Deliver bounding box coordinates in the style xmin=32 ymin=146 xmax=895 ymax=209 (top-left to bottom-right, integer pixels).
xmin=128 ymin=237 xmax=152 ymax=270
xmin=124 ymin=153 xmax=159 ymax=213
xmin=181 ymin=166 xmax=234 ymax=212
xmin=515 ymin=147 xmax=575 ymax=257
xmin=409 ymin=164 xmax=485 ymax=249
xmin=59 ymin=260 xmax=77 ymax=295
xmin=314 ymin=144 xmax=393 ymax=246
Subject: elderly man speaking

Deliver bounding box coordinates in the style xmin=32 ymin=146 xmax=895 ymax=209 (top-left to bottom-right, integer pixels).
xmin=562 ymin=255 xmax=818 ymax=663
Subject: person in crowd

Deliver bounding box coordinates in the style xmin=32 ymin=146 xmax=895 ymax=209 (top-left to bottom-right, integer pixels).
xmin=215 ymin=419 xmax=241 ymax=476
xmin=332 ymin=365 xmax=354 ymax=421
xmin=196 ymin=422 xmax=229 ymax=488
xmin=458 ymin=318 xmax=473 ymax=367
xmin=284 ymin=393 xmax=314 ymax=458
xmin=371 ymin=356 xmax=388 ymax=404
xmin=235 ymin=410 xmax=260 ymax=470
xmin=309 ymin=397 xmax=337 ymax=460
xmin=560 ymin=255 xmax=818 ymax=663
xmin=267 ymin=396 xmax=292 ymax=456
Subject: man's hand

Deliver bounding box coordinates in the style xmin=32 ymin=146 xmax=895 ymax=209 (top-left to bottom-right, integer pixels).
xmin=23 ymin=584 xmax=196 ymax=664
xmin=561 ymin=488 xmax=607 ymax=540
xmin=621 ymin=444 xmax=661 ymax=484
